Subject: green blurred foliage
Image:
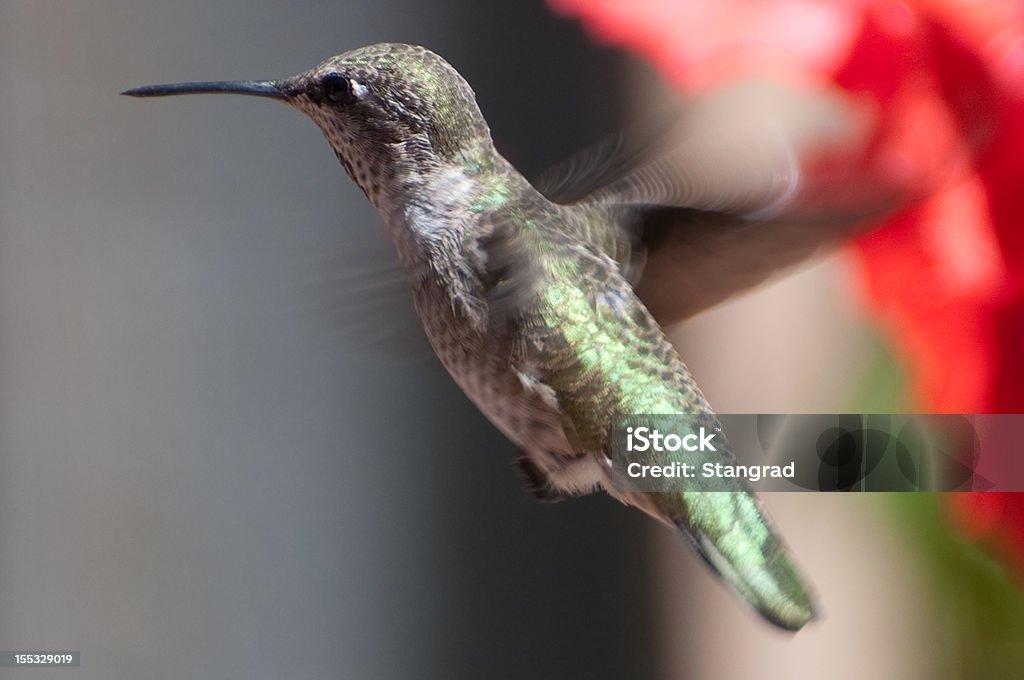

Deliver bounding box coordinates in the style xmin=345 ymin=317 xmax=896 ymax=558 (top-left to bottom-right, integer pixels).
xmin=859 ymin=336 xmax=1024 ymax=679
xmin=893 ymin=494 xmax=1024 ymax=680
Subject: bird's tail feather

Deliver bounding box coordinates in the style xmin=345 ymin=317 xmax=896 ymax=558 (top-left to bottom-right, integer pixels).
xmin=648 ymin=490 xmax=816 ymax=631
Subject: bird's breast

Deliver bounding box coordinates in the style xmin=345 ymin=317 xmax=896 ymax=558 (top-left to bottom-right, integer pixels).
xmin=406 ymin=272 xmax=570 ymax=455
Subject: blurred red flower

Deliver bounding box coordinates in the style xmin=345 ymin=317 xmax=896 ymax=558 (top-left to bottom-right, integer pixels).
xmin=550 ymin=0 xmax=1024 ymax=574
xmin=948 ymin=492 xmax=1024 ymax=575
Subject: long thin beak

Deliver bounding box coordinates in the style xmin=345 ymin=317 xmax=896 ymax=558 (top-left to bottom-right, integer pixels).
xmin=121 ymin=80 xmax=288 ymax=100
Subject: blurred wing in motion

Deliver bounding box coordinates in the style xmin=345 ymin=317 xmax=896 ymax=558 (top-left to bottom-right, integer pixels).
xmin=299 ymin=239 xmax=434 ymax=361
xmin=537 ymin=78 xmax=931 ymax=325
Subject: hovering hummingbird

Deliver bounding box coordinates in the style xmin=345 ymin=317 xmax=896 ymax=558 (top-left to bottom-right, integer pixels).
xmin=125 ymin=43 xmax=899 ymax=630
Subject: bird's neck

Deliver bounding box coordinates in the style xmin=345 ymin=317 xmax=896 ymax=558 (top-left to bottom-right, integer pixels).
xmin=377 ymin=150 xmax=534 ymax=277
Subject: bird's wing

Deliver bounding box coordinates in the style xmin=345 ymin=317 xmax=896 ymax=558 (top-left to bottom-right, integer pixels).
xmin=535 ymin=78 xmax=925 ymax=326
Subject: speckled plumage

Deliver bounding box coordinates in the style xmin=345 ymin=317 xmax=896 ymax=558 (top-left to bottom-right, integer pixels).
xmin=125 ymin=42 xmax=815 ymax=630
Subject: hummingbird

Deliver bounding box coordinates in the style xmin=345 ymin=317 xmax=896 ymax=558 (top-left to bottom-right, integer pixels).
xmin=120 ymin=42 xmax=899 ymax=630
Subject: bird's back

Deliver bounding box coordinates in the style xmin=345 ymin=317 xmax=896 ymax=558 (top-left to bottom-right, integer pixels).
xmin=506 ymin=210 xmax=816 ymax=629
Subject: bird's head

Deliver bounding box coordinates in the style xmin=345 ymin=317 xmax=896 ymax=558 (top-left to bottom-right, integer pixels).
xmin=125 ymin=43 xmax=496 ymax=205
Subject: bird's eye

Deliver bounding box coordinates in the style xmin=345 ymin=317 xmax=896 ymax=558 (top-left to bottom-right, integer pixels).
xmin=321 ymin=74 xmax=356 ymax=105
